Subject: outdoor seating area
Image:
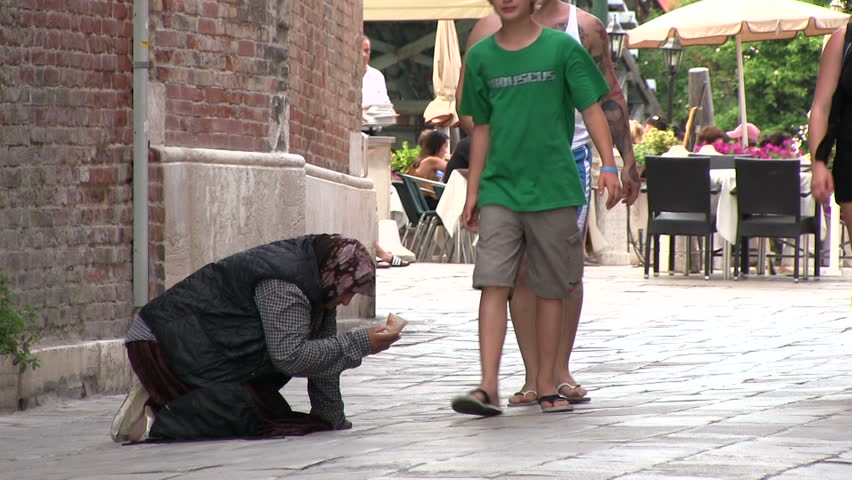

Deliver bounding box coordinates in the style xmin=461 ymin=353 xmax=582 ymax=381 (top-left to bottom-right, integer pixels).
xmin=385 ymin=151 xmax=843 ymax=285
xmin=367 ymin=0 xmax=852 ymax=282
xmin=390 ymin=171 xmax=476 ymax=264
xmin=641 ymin=155 xmax=826 ymax=282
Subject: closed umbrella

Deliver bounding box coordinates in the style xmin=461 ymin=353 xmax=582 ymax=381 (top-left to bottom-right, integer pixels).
xmin=627 ymin=0 xmax=849 ymax=147
xmin=424 ymin=19 xmax=462 ymax=127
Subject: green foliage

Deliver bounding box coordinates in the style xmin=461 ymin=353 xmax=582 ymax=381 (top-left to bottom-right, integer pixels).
xmin=637 ymin=0 xmax=828 ymax=136
xmin=391 ymin=141 xmax=421 ymax=173
xmin=634 ymin=128 xmax=680 ymax=165
xmin=0 ymin=273 xmax=42 ymax=373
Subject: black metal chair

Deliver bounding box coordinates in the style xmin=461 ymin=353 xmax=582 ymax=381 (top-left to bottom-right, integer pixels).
xmin=398 ymin=173 xmax=444 ymax=261
xmin=732 ymin=158 xmax=821 ymax=282
xmin=643 ymin=155 xmax=717 ymax=279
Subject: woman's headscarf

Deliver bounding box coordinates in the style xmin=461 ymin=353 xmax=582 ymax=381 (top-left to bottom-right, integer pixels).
xmin=313 ymin=234 xmax=376 ymax=303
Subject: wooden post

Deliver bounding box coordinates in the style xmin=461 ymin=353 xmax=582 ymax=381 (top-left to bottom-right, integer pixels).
xmin=686 ymin=67 xmax=715 ymax=149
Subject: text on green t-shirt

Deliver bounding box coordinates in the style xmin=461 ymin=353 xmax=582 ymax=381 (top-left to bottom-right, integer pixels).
xmin=459 ymin=28 xmax=609 ymax=212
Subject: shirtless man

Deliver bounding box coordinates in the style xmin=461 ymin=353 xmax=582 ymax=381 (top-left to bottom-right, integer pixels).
xmin=457 ymin=0 xmax=641 ymax=407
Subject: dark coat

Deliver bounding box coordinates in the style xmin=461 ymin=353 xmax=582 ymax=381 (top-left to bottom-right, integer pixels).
xmin=140 ymin=235 xmax=324 ymax=388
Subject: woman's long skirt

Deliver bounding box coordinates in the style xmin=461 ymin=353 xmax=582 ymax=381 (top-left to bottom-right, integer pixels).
xmin=126 ymin=340 xmax=332 ymax=441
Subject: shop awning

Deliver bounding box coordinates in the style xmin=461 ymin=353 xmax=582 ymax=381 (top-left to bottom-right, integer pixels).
xmin=364 ymin=0 xmax=493 ymax=21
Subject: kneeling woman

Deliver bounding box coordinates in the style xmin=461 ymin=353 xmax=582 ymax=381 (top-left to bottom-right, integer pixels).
xmin=111 ymin=234 xmax=398 ymax=442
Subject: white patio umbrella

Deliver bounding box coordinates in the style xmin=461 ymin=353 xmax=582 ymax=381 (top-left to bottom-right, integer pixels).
xmin=626 ymin=0 xmax=849 ymax=147
xmin=423 ymin=20 xmax=462 ymax=127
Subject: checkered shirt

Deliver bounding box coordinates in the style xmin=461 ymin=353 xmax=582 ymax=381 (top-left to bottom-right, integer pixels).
xmin=254 ymin=279 xmax=372 ymax=428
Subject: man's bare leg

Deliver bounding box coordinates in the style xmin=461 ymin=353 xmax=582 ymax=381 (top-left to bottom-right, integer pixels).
xmin=555 ymin=293 xmax=588 ymax=399
xmin=507 ymin=281 xmax=539 ymax=405
xmin=509 ymin=271 xmax=588 ymax=405
xmin=536 ymin=296 xmax=570 ymax=411
xmin=476 ymin=286 xmax=511 ymax=406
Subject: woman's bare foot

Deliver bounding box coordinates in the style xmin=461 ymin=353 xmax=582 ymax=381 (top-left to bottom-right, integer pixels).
xmin=557 ymin=382 xmax=586 ymax=397
xmin=507 ymin=387 xmax=538 ymax=406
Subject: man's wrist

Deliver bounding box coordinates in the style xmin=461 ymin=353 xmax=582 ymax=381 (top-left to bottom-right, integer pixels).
xmin=600 ymin=166 xmax=619 ymax=174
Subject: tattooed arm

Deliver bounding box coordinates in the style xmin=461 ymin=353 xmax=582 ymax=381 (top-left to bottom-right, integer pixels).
xmin=577 ymin=11 xmax=640 ymax=205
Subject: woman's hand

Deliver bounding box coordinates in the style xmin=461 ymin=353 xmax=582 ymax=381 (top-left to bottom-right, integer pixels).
xmin=811 ymin=161 xmax=834 ymax=205
xmin=367 ymin=326 xmax=400 ymax=354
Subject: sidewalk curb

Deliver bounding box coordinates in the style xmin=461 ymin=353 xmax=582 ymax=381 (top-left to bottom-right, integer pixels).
xmin=0 ymin=340 xmax=134 ymax=412
xmin=0 ymin=317 xmax=380 ymax=412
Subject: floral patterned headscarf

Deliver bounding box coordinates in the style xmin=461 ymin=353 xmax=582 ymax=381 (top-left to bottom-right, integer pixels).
xmin=313 ymin=234 xmax=376 ymax=303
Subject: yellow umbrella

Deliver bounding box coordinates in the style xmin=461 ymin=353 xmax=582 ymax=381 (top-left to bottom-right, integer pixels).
xmin=364 ymin=0 xmax=492 ymax=21
xmin=424 ymin=20 xmax=462 ymax=127
xmin=626 ymin=0 xmax=849 ymax=146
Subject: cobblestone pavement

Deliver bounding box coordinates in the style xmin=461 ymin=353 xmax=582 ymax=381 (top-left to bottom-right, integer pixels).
xmin=1 ymin=264 xmax=850 ymax=480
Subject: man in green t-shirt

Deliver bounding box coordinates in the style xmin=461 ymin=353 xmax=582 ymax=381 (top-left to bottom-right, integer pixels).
xmin=458 ymin=0 xmax=640 ymax=411
xmin=450 ymin=0 xmax=622 ymax=417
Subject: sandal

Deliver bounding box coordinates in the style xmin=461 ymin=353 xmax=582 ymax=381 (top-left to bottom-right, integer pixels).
xmin=389 ymin=255 xmax=410 ymax=267
xmin=451 ymin=388 xmax=503 ymax=417
xmin=538 ymin=394 xmax=573 ymax=413
xmin=557 ymin=382 xmax=591 ymax=404
xmin=376 ymin=257 xmax=391 ymax=269
xmin=507 ymin=390 xmax=538 ymax=407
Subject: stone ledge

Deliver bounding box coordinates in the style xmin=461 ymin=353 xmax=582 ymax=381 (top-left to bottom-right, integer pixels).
xmin=154 ymin=146 xmax=306 ymax=169
xmin=0 ymin=340 xmax=133 ymax=412
xmin=305 ymin=163 xmax=374 ymax=190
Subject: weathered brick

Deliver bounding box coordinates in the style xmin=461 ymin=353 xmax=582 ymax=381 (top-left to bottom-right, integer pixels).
xmin=0 ymin=0 xmax=361 ymax=343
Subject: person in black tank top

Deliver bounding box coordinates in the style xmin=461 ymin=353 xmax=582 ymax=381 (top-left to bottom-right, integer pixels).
xmin=809 ymin=22 xmax=852 ymax=241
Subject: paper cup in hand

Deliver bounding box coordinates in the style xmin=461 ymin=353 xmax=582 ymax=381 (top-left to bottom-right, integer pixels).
xmin=386 ymin=313 xmax=408 ymax=334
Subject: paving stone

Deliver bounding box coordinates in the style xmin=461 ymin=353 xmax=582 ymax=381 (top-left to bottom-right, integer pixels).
xmin=1 ymin=264 xmax=850 ymax=480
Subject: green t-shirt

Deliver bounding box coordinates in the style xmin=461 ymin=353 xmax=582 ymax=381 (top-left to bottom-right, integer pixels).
xmin=460 ymin=28 xmax=609 ymax=212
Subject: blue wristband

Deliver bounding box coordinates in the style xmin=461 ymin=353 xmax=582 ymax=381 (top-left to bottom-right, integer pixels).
xmin=600 ymin=166 xmax=619 ymax=174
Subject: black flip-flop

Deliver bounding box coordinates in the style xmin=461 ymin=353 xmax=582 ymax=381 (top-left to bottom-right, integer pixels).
xmin=538 ymin=394 xmax=573 ymax=413
xmin=389 ymin=255 xmax=410 ymax=267
xmin=451 ymin=388 xmax=502 ymax=416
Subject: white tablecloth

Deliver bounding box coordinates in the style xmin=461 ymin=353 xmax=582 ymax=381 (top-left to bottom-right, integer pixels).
xmin=389 ymin=183 xmax=408 ymax=230
xmin=436 ymin=170 xmax=467 ymax=237
xmin=711 ymin=169 xmax=821 ymax=244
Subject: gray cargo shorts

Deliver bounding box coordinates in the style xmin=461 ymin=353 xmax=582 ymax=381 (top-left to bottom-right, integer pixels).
xmin=472 ymin=205 xmax=584 ymax=299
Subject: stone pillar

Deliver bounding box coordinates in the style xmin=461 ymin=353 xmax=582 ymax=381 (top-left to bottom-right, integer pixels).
xmin=365 ymin=136 xmax=395 ymax=221
xmin=590 ymin=148 xmax=632 ymax=265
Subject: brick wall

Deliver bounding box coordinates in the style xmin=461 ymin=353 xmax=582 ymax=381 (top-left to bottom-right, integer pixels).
xmin=150 ymin=0 xmax=289 ymax=152
xmin=0 ymin=0 xmax=362 ymax=344
xmin=0 ymin=0 xmax=136 ymax=341
xmin=288 ymin=0 xmax=363 ymax=172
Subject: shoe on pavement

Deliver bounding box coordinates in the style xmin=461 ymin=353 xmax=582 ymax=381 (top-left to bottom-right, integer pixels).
xmin=110 ymin=379 xmax=150 ymax=442
xmin=557 ymin=382 xmax=591 ymax=404
xmin=451 ymin=388 xmax=502 ymax=417
xmin=127 ymin=406 xmax=155 ymax=443
xmin=538 ymin=394 xmax=573 ymax=413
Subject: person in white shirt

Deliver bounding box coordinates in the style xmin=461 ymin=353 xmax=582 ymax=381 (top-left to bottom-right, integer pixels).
xmin=361 ymin=36 xmax=394 ymax=115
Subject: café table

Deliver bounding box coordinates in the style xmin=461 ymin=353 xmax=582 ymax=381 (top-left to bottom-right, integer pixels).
xmin=709 ymin=168 xmax=823 ymax=279
xmin=435 ymin=170 xmax=476 ymax=263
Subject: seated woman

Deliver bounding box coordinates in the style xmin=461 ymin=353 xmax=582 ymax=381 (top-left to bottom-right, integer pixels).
xmin=111 ymin=235 xmax=400 ymax=443
xmin=694 ymin=125 xmax=730 ymax=155
xmin=406 ymin=130 xmax=449 ymax=209
xmin=629 ymin=119 xmax=644 ymax=144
